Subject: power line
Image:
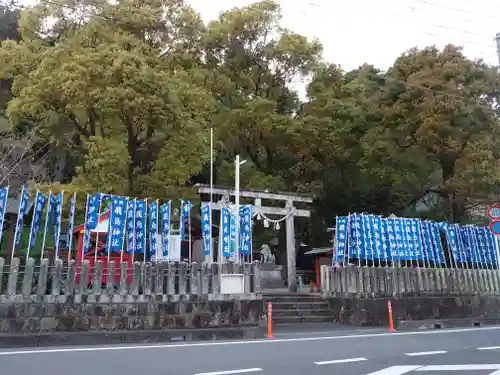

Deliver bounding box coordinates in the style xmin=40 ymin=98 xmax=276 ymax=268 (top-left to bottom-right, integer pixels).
xmin=0 ymin=0 xmax=498 ymax=105
xmin=411 ymin=0 xmax=500 ymax=22
xmin=406 ymin=0 xmax=499 ymax=40
xmin=302 ymin=0 xmax=498 ymax=61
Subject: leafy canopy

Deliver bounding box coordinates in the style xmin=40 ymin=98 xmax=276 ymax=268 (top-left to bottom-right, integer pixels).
xmin=0 ymin=0 xmax=499 ymax=248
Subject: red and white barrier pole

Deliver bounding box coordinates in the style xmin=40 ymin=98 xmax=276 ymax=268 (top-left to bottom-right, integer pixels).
xmin=267 ymin=301 xmax=274 ymax=339
xmin=387 ymin=300 xmax=396 ymax=333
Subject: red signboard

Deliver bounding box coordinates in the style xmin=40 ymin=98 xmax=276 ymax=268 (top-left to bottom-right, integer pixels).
xmin=488 ymin=205 xmax=500 ymax=219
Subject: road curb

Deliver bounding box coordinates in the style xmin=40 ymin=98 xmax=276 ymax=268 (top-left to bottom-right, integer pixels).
xmin=397 ymin=318 xmax=500 ymax=331
xmin=0 ymin=326 xmax=266 ymax=348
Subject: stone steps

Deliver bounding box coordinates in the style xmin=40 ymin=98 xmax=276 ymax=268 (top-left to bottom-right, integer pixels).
xmin=263 ymin=293 xmax=334 ymax=325
xmin=264 ymin=293 xmax=325 ymax=301
xmin=268 ymin=301 xmax=330 ymax=310
xmin=272 ymin=308 xmax=333 ymax=318
xmin=269 ymin=315 xmax=334 ymax=324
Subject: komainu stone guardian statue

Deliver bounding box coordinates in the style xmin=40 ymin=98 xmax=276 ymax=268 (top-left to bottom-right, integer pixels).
xmin=260 ymin=244 xmax=275 ymax=264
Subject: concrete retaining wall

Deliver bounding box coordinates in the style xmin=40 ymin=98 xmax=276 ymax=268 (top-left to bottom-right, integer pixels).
xmin=0 ymin=258 xmax=264 ymax=347
xmin=326 ymin=295 xmax=500 ymax=327
xmin=321 ymin=266 xmax=500 ymax=329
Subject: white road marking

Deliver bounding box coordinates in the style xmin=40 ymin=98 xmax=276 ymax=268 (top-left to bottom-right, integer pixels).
xmin=415 ymin=364 xmax=500 ymax=372
xmin=194 ymin=368 xmax=262 ymax=375
xmin=315 ymin=357 xmax=367 ymax=365
xmin=405 ymin=350 xmax=447 ymax=356
xmin=364 ymin=366 xmax=423 ymax=375
xmin=0 ymin=326 xmax=499 ymax=356
xmin=478 ymin=346 xmax=500 ymax=350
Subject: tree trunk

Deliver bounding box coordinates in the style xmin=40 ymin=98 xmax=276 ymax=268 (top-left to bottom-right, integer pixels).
xmin=441 ymin=156 xmax=465 ymax=223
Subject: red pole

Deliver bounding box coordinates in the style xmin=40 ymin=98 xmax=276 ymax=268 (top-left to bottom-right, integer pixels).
xmin=387 ymin=300 xmax=396 ymax=333
xmin=315 ymin=256 xmax=320 ymax=287
xmin=267 ymin=301 xmax=274 ymax=339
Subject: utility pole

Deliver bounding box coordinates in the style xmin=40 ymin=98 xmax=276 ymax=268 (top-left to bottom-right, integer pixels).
xmin=234 ymin=154 xmax=241 ymax=264
xmin=496 ymin=33 xmax=500 ymax=66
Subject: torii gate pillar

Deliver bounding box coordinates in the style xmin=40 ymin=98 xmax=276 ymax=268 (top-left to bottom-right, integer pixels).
xmin=195 ymin=184 xmax=313 ymax=292
xmin=285 ymin=200 xmax=297 ymax=291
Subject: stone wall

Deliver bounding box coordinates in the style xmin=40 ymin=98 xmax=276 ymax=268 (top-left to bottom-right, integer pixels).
xmin=321 ymin=265 xmax=500 ymax=327
xmin=321 ymin=265 xmax=500 ymax=297
xmin=327 ymin=295 xmax=500 ymax=327
xmin=0 ymin=257 xmax=264 ymax=346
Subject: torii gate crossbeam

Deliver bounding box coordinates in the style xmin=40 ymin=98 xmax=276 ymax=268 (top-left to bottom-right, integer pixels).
xmin=195 ymin=184 xmax=314 ymax=292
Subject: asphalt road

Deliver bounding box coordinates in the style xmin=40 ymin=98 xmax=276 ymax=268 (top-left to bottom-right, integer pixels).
xmin=2 ymin=326 xmax=500 ymax=375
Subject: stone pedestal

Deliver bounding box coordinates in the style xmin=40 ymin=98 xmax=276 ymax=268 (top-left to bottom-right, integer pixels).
xmin=258 ymin=263 xmax=284 ymax=289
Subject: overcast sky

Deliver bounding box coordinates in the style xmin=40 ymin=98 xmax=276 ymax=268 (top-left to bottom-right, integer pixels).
xmin=187 ymin=0 xmax=500 ymax=71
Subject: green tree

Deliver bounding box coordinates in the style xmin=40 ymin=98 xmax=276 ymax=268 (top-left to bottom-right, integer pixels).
xmin=361 ymin=45 xmax=500 ymax=222
xmin=70 ymin=136 xmax=130 ymax=195
xmin=201 ymin=0 xmax=322 ymax=191
xmin=294 ymin=63 xmax=394 ymax=244
xmin=0 ymin=1 xmax=20 ymax=122
xmin=1 ymin=0 xmax=215 ymax=196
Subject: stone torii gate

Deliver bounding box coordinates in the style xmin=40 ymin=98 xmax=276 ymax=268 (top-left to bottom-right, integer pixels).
xmin=195 ymin=184 xmax=313 ymax=292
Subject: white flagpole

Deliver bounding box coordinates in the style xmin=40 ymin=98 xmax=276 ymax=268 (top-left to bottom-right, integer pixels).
xmin=82 ymin=194 xmax=90 ymax=258
xmin=208 ymin=129 xmax=214 ymax=262
xmin=443 ymin=227 xmax=452 ymax=270
xmin=210 ymin=128 xmax=214 ymax=203
xmin=421 ymin=221 xmax=428 ymax=268
xmin=120 ymin=200 xmax=127 ymax=264
xmin=120 ymin=197 xmax=129 ymax=263
xmin=334 ymin=215 xmax=339 ymax=267
xmin=219 ymin=208 xmax=224 ymax=264
xmin=483 ymin=227 xmax=493 ymax=270
xmin=55 ymin=191 xmax=64 ymax=261
xmin=479 ymin=226 xmax=491 ymax=270
xmin=67 ymin=193 xmax=77 ymax=262
xmin=131 ymin=198 xmax=137 ymax=264
xmin=344 ymin=214 xmax=351 ymax=267
xmin=94 ymin=194 xmax=103 ymax=264
xmin=470 ymin=226 xmax=481 ymax=270
xmin=179 ymin=200 xmax=184 ymax=243
xmin=40 ymin=190 xmax=52 ymax=260
xmin=143 ymin=199 xmax=148 ymax=262
xmin=26 ymin=190 xmax=40 ymax=260
xmin=11 ymin=187 xmax=25 ymax=262
xmin=207 ymin=203 xmax=213 ymax=264
xmin=388 ymin=218 xmax=395 ymax=267
xmin=381 ymin=217 xmax=388 ymax=268
xmin=248 ymin=206 xmax=252 ymax=263
xmin=472 ymin=225 xmax=486 ymax=290
xmin=450 ymin=224 xmax=459 ymax=269
xmin=166 ymin=201 xmax=171 ymax=263
xmin=0 ymin=185 xmax=9 ymax=248
xmin=412 ymin=219 xmax=420 ymax=269
xmin=478 ymin=226 xmax=488 ymax=275
xmin=430 ymin=223 xmax=441 ymax=269
xmin=370 ymin=215 xmax=376 ymax=267
xmin=188 ymin=208 xmax=192 ymax=263
xmin=360 ymin=213 xmax=367 ymax=267
xmin=106 ymin=198 xmax=113 ymax=264
xmin=353 ymin=213 xmax=361 ymax=267
xmin=495 ymin=234 xmax=500 ymax=269
xmin=457 ymin=226 xmax=466 ymax=270
xmin=424 ymin=221 xmax=434 ymax=269
xmin=155 ymin=199 xmax=159 ymax=263
xmin=402 ymin=218 xmax=410 ymax=268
